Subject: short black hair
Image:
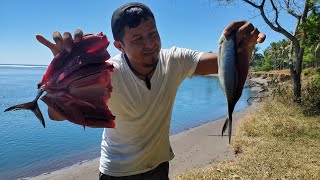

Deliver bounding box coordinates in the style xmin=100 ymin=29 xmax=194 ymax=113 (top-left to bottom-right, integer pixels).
xmin=111 ymin=2 xmax=155 ymax=41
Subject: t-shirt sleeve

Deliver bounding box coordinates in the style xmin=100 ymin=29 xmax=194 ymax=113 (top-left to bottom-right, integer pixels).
xmin=166 ymin=46 xmax=204 ymax=81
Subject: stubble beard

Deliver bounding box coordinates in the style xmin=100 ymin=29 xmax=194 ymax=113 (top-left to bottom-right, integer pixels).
xmin=143 ymin=56 xmax=159 ymax=68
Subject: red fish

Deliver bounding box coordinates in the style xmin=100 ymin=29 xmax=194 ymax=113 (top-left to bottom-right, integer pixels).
xmin=4 ymin=32 xmax=115 ymax=128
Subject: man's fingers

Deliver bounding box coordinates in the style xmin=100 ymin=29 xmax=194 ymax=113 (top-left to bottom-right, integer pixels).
xmin=53 ymin=32 xmax=64 ymax=50
xmin=36 ymin=34 xmax=60 ymax=56
xmin=35 ymin=34 xmax=55 ymax=49
xmin=223 ymin=20 xmax=246 ymax=35
xmin=236 ymin=22 xmax=255 ymax=45
xmin=36 ymin=30 xmax=82 ymax=56
xmin=244 ymin=27 xmax=259 ymax=48
xmin=225 ymin=21 xmax=267 ymax=66
xmin=250 ymin=28 xmax=266 ymax=44
xmin=251 ymin=28 xmax=260 ymax=39
xmin=53 ymin=32 xmax=63 ymax=44
xmin=74 ymin=29 xmax=83 ymax=43
xmin=257 ymin=33 xmax=266 ymax=43
xmin=237 ymin=28 xmax=265 ymax=63
xmin=63 ymin=32 xmax=73 ymax=52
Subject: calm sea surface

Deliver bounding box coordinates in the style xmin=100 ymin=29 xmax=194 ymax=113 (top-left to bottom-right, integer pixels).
xmin=0 ymin=65 xmax=252 ymax=179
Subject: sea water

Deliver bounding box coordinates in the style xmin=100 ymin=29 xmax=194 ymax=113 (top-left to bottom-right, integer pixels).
xmin=0 ymin=65 xmax=251 ymax=179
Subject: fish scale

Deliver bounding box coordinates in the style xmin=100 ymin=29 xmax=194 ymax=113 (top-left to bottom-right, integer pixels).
xmin=218 ymin=31 xmax=244 ymax=144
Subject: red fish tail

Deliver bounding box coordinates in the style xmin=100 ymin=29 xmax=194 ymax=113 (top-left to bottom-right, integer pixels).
xmin=4 ymin=101 xmax=45 ymax=128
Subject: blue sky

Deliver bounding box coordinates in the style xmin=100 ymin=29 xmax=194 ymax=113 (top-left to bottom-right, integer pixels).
xmin=0 ymin=0 xmax=296 ymax=65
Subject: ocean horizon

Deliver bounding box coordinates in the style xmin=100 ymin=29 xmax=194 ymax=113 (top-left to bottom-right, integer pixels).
xmin=0 ymin=64 xmax=48 ymax=68
xmin=0 ymin=64 xmax=253 ymax=179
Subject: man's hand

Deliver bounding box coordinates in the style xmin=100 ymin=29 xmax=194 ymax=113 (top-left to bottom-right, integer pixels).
xmin=223 ymin=20 xmax=266 ymax=61
xmin=223 ymin=21 xmax=266 ymax=89
xmin=194 ymin=21 xmax=265 ymax=76
xmin=35 ymin=29 xmax=84 ymax=56
xmin=36 ymin=29 xmax=84 ymax=120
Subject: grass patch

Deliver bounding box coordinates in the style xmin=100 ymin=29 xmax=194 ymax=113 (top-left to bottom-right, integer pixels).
xmin=174 ymin=100 xmax=320 ymax=179
xmin=274 ymin=74 xmax=320 ymax=116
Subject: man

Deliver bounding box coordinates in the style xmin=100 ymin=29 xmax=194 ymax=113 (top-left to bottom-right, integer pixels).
xmin=36 ymin=2 xmax=265 ymax=180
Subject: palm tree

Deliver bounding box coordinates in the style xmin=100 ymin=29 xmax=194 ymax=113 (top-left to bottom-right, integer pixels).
xmin=250 ymin=47 xmax=264 ymax=65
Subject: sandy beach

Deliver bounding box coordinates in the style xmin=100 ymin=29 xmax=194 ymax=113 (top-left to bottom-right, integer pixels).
xmin=28 ymin=106 xmax=252 ymax=180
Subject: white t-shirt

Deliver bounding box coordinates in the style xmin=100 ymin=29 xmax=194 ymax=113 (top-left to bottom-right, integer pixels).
xmin=99 ymin=46 xmax=204 ymax=176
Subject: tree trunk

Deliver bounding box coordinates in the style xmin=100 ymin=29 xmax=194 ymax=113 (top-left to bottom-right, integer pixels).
xmin=292 ymin=71 xmax=301 ymax=102
xmin=289 ymin=48 xmax=304 ymax=102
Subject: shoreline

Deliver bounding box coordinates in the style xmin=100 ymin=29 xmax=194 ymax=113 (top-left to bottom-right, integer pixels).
xmin=28 ymin=106 xmax=253 ymax=180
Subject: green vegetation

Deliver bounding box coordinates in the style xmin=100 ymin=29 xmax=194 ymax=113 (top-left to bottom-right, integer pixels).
xmin=300 ymin=5 xmax=320 ymax=67
xmin=302 ymin=68 xmax=310 ymax=76
xmin=251 ymin=40 xmax=291 ymax=72
xmin=252 ymin=37 xmax=320 ymax=72
xmin=302 ymin=75 xmax=320 ymax=116
xmin=274 ymin=71 xmax=320 ymax=116
xmin=174 ymin=75 xmax=320 ymax=179
xmin=243 ymin=0 xmax=320 ymax=101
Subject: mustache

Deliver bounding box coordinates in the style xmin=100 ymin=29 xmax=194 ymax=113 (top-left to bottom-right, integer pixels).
xmin=143 ymin=46 xmax=160 ymax=54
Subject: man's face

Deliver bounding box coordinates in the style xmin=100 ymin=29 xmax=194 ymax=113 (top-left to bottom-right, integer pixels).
xmin=119 ymin=18 xmax=161 ymax=68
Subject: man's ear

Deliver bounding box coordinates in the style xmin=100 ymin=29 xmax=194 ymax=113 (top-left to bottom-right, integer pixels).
xmin=114 ymin=41 xmax=125 ymax=53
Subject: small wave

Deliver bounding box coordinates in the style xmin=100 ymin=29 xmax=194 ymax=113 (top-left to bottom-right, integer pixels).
xmin=0 ymin=64 xmax=48 ymax=68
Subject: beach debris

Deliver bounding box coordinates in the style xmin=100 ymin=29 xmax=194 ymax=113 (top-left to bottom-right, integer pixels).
xmin=4 ymin=32 xmax=115 ymax=128
xmin=246 ymin=77 xmax=274 ymax=104
xmin=218 ymin=31 xmax=249 ymax=143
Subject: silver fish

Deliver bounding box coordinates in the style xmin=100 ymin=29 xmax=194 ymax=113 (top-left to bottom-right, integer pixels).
xmin=218 ymin=31 xmax=248 ymax=143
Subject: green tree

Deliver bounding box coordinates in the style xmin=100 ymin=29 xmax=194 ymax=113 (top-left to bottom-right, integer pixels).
xmin=300 ymin=8 xmax=320 ymax=67
xmin=250 ymin=47 xmax=264 ymax=66
xmin=263 ymin=39 xmax=290 ymax=70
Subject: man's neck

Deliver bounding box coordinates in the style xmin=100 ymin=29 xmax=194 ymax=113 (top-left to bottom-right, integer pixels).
xmin=124 ymin=54 xmax=157 ymax=90
xmin=124 ymin=54 xmax=157 ymax=77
